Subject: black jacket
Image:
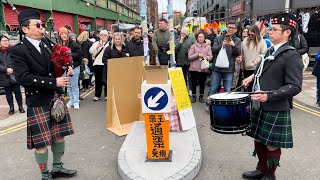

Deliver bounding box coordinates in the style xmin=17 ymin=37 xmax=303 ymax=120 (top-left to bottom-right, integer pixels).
xmin=102 ymin=44 xmax=129 ymax=83
xmin=290 ymin=34 xmax=308 ymax=55
xmin=81 ymin=40 xmax=93 ymax=62
xmin=255 ymin=43 xmax=303 ymax=111
xmin=126 ymin=38 xmax=144 ymax=57
xmin=10 ymin=38 xmax=57 ymax=107
xmin=67 ymin=39 xmax=83 ymax=67
xmin=206 ymin=34 xmax=216 ymax=46
xmin=0 ymin=49 xmax=13 ymax=87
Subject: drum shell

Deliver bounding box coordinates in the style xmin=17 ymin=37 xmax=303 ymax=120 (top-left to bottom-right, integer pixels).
xmin=208 ymin=95 xmax=251 ymax=134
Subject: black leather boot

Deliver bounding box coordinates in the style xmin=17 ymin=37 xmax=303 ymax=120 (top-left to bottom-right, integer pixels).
xmin=8 ymin=106 xmax=14 ymax=115
xmin=41 ymin=171 xmax=53 ymax=180
xmin=242 ymin=169 xmax=265 ymax=179
xmin=51 ymin=163 xmax=77 ymax=178
xmin=19 ymin=106 xmax=25 ymax=113
xmin=190 ymin=95 xmax=196 ymax=103
xmin=199 ymin=95 xmax=205 ymax=103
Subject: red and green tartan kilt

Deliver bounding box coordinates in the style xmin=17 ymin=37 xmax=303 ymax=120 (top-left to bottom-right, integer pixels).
xmin=247 ymin=108 xmax=293 ymax=148
xmin=27 ymin=103 xmax=74 ymax=149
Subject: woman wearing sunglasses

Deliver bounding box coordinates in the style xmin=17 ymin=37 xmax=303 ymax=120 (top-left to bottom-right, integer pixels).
xmin=241 ymin=25 xmax=267 ymax=92
xmin=58 ymin=27 xmax=83 ymax=109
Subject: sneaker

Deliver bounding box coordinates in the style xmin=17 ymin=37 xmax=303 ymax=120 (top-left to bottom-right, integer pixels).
xmin=82 ymin=89 xmax=87 ymax=92
xmin=316 ymin=103 xmax=320 ymax=108
xmin=74 ymin=105 xmax=80 ymax=109
xmin=93 ymin=97 xmax=100 ymax=101
xmin=104 ymin=97 xmax=107 ymax=101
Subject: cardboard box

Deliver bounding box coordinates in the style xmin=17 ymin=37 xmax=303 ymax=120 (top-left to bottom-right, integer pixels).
xmin=144 ymin=64 xmax=168 ymax=84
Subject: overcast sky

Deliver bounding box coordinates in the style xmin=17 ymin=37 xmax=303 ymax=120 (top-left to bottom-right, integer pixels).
xmin=158 ymin=0 xmax=186 ymax=14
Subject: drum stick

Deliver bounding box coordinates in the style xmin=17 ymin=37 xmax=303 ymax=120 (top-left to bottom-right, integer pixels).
xmin=233 ymin=91 xmax=273 ymax=94
xmin=227 ymin=84 xmax=245 ymax=94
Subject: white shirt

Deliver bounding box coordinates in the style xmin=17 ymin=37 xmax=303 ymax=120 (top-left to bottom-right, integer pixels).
xmin=26 ymin=37 xmax=41 ymax=53
xmin=272 ymin=42 xmax=287 ymax=55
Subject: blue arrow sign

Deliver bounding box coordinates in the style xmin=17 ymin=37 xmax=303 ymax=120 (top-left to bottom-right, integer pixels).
xmin=144 ymin=87 xmax=169 ymax=111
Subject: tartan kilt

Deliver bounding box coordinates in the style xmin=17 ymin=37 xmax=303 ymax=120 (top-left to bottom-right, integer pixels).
xmin=27 ymin=103 xmax=74 ymax=150
xmin=247 ymin=108 xmax=293 ymax=148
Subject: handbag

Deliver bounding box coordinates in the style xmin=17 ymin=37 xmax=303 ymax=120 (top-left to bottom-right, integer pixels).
xmin=298 ymin=35 xmax=310 ymax=72
xmin=215 ymin=46 xmax=229 ymax=68
xmin=51 ymin=96 xmax=66 ymax=123
xmin=200 ymin=57 xmax=209 ymax=70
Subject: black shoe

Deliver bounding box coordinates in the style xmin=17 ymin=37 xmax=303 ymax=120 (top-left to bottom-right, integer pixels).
xmin=8 ymin=107 xmax=14 ymax=115
xmin=41 ymin=171 xmax=53 ymax=180
xmin=261 ymin=174 xmax=276 ymax=180
xmin=242 ymin=169 xmax=265 ymax=179
xmin=51 ymin=164 xmax=77 ymax=178
xmin=190 ymin=95 xmax=196 ymax=103
xmin=199 ymin=96 xmax=205 ymax=103
xmin=19 ymin=106 xmax=25 ymax=113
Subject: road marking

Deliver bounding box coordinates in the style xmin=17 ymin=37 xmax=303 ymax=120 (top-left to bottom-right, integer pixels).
xmin=82 ymin=87 xmax=95 ymax=98
xmin=293 ymin=102 xmax=320 ymax=117
xmin=0 ymin=122 xmax=27 ymax=137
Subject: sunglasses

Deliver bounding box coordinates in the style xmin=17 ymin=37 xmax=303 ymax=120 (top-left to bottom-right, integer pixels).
xmin=248 ymin=33 xmax=255 ymax=37
xmin=28 ymin=22 xmax=46 ymax=29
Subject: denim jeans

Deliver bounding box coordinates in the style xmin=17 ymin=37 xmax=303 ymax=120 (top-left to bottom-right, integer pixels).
xmin=208 ymin=71 xmax=233 ymax=96
xmin=67 ymin=66 xmax=80 ymax=107
xmin=317 ymin=77 xmax=320 ymax=104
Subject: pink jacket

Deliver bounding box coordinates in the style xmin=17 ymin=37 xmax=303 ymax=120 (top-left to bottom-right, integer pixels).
xmin=188 ymin=42 xmax=213 ymax=72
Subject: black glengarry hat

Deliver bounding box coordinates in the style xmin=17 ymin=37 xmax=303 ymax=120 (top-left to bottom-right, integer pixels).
xmin=18 ymin=9 xmax=40 ymax=25
xmin=271 ymin=13 xmax=297 ymax=28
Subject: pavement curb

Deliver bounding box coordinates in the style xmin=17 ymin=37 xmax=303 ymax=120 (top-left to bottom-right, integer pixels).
xmin=118 ymin=121 xmax=202 ymax=180
xmin=0 ymin=113 xmax=26 ymax=129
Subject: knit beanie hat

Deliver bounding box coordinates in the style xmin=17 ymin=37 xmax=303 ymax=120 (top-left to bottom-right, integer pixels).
xmin=58 ymin=27 xmax=68 ymax=35
xmin=99 ymin=30 xmax=108 ymax=36
xmin=181 ymin=27 xmax=189 ymax=35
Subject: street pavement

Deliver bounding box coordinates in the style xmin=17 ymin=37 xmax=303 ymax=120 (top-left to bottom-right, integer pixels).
xmin=0 ymin=71 xmax=319 ymax=180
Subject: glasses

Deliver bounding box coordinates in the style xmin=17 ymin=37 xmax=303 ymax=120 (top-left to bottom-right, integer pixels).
xmin=28 ymin=22 xmax=46 ymax=29
xmin=270 ymin=28 xmax=283 ymax=32
xmin=227 ymin=26 xmax=236 ymax=30
xmin=248 ymin=33 xmax=255 ymax=37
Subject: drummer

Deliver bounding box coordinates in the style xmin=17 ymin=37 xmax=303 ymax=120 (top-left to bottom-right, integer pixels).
xmin=242 ymin=13 xmax=303 ymax=180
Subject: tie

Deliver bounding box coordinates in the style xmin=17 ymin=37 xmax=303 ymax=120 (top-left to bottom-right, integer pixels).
xmin=269 ymin=46 xmax=274 ymax=56
xmin=39 ymin=42 xmax=44 ymax=54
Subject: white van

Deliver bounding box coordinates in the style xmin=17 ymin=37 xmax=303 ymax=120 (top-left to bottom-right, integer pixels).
xmin=182 ymin=17 xmax=207 ymax=28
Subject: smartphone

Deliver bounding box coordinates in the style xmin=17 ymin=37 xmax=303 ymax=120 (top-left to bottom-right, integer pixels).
xmin=224 ymin=35 xmax=231 ymax=42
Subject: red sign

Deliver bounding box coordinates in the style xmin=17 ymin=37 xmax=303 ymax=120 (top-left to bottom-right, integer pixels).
xmin=231 ymin=1 xmax=245 ymax=16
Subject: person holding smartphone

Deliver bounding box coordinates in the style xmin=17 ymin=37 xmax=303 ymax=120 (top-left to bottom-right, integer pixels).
xmin=208 ymin=20 xmax=241 ymax=97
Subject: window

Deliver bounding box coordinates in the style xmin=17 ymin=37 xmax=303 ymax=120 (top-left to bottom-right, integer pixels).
xmin=207 ymin=2 xmax=209 ymax=9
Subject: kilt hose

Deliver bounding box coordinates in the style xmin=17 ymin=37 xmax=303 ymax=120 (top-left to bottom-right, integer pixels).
xmin=27 ymin=104 xmax=74 ymax=149
xmin=248 ymin=108 xmax=293 ymax=148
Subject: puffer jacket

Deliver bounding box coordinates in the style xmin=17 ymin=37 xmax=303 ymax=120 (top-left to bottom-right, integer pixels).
xmin=188 ymin=42 xmax=213 ymax=72
xmin=211 ymin=33 xmax=241 ymax=73
xmin=0 ymin=49 xmax=13 ymax=87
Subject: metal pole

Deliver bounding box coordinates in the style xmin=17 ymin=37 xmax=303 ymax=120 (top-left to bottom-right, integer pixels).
xmin=140 ymin=0 xmax=150 ymax=65
xmin=285 ymin=0 xmax=290 ymax=12
xmin=168 ymin=0 xmax=176 ymax=67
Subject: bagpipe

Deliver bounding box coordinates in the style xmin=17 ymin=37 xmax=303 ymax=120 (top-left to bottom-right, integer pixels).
xmin=5 ymin=0 xmax=73 ymax=78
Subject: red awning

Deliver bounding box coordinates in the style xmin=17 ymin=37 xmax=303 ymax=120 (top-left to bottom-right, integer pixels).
xmin=4 ymin=4 xmax=44 ymax=31
xmin=78 ymin=16 xmax=92 ymax=23
xmin=96 ymin=18 xmax=105 ymax=27
xmin=52 ymin=11 xmax=74 ymax=32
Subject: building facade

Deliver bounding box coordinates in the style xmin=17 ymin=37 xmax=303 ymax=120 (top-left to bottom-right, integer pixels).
xmin=186 ymin=0 xmax=320 ymax=22
xmin=0 ymin=0 xmax=140 ymax=35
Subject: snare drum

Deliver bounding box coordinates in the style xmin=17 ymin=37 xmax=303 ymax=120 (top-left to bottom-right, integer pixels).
xmin=207 ymin=92 xmax=251 ymax=134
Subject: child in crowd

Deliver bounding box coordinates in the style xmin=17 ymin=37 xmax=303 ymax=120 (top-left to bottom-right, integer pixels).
xmin=82 ymin=58 xmax=92 ymax=92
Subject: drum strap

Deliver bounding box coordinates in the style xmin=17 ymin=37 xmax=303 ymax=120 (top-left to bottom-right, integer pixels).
xmin=252 ymin=46 xmax=296 ymax=109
